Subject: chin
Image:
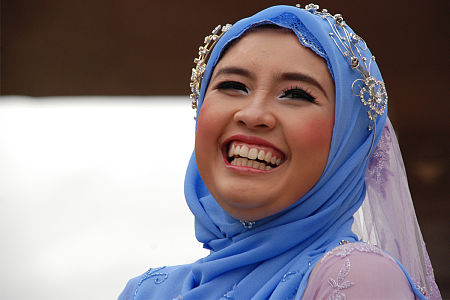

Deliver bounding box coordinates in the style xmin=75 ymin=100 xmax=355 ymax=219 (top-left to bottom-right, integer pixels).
xmin=214 ymin=193 xmax=284 ymax=221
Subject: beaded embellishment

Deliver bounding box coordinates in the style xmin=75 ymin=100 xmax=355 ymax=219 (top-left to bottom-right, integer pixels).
xmin=190 ymin=24 xmax=232 ymax=113
xmin=328 ymin=258 xmax=355 ymax=300
xmin=297 ymin=3 xmax=388 ymax=131
xmin=240 ymin=220 xmax=256 ymax=229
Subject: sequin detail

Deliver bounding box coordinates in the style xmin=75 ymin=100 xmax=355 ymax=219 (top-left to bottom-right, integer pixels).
xmin=320 ymin=242 xmax=392 ymax=264
xmin=270 ymin=13 xmax=326 ymax=57
xmin=327 ymin=258 xmax=354 ymax=300
xmin=219 ymin=284 xmax=237 ymax=300
xmin=281 ymin=271 xmax=298 ymax=282
xmin=134 ymin=267 xmax=168 ymax=300
xmin=319 ymin=243 xmax=397 ymax=299
xmin=240 ymin=220 xmax=255 ymax=229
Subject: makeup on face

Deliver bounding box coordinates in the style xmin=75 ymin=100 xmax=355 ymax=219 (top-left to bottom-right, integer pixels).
xmin=195 ymin=28 xmax=335 ymax=221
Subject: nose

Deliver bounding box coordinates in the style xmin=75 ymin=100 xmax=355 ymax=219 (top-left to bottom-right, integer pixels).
xmin=233 ymin=97 xmax=276 ymax=130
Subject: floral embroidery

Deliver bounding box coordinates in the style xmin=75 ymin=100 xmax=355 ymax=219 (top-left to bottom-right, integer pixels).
xmin=327 ymin=258 xmax=354 ymax=300
xmin=366 ymin=125 xmax=393 ymax=198
xmin=320 ymin=242 xmax=393 ymax=263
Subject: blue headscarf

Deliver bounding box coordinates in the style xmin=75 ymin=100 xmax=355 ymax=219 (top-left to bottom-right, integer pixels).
xmin=121 ymin=5 xmax=424 ymax=300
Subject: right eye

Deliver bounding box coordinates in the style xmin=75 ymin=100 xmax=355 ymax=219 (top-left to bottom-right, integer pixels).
xmin=216 ymin=81 xmax=248 ymax=94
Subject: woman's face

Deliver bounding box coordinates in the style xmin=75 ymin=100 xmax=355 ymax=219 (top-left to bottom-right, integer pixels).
xmin=195 ymin=29 xmax=335 ymax=221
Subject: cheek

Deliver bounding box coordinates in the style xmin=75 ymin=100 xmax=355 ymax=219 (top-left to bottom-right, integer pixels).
xmin=195 ymin=94 xmax=233 ymax=142
xmin=195 ymin=100 xmax=220 ymax=146
xmin=195 ymin=106 xmax=213 ymax=162
xmin=309 ymin=117 xmax=333 ymax=146
xmin=290 ymin=112 xmax=334 ymax=158
xmin=194 ymin=99 xmax=226 ymax=169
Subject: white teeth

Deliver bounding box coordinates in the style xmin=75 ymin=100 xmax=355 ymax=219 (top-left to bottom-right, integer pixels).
xmin=239 ymin=145 xmax=249 ymax=157
xmin=228 ymin=144 xmax=235 ymax=157
xmin=248 ymin=148 xmax=258 ymax=160
xmin=228 ymin=142 xmax=283 ymax=169
xmin=229 ymin=155 xmax=275 ymax=171
xmin=234 ymin=145 xmax=241 ymax=156
xmin=247 ymin=159 xmax=253 ymax=167
xmin=264 ymin=151 xmax=272 ymax=163
xmin=257 ymin=150 xmax=265 ymax=160
xmin=271 ymin=156 xmax=277 ymax=165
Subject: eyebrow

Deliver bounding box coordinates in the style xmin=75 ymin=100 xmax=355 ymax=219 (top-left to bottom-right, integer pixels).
xmin=212 ymin=66 xmax=254 ymax=81
xmin=211 ymin=66 xmax=329 ymax=97
xmin=277 ymin=72 xmax=328 ymax=97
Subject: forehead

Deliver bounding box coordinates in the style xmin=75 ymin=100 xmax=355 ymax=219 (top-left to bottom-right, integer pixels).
xmin=215 ymin=29 xmax=330 ymax=76
xmin=212 ymin=29 xmax=333 ymax=91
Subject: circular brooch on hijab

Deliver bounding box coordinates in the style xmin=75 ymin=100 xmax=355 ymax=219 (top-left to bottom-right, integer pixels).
xmin=297 ymin=3 xmax=388 ymax=131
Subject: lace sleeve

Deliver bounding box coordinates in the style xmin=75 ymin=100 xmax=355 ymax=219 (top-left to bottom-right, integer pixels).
xmin=303 ymin=243 xmax=417 ymax=299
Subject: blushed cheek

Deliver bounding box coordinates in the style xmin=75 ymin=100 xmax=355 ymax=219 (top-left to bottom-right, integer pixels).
xmin=195 ymin=102 xmax=221 ymax=172
xmin=195 ymin=103 xmax=216 ymax=147
xmin=195 ymin=110 xmax=210 ymax=162
xmin=294 ymin=116 xmax=334 ymax=157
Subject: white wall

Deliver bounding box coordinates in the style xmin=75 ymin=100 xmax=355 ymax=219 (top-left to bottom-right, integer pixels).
xmin=0 ymin=97 xmax=208 ymax=300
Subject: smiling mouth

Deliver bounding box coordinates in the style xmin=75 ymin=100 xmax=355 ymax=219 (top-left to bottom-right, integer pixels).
xmin=226 ymin=141 xmax=285 ymax=171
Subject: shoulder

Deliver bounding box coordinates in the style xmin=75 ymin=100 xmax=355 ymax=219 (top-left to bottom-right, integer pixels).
xmin=118 ymin=265 xmax=192 ymax=300
xmin=303 ymin=243 xmax=416 ymax=299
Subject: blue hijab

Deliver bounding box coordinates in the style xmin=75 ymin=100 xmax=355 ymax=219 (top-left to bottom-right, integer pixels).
xmin=120 ymin=5 xmax=423 ymax=300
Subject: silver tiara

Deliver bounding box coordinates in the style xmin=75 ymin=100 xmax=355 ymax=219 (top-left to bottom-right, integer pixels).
xmin=190 ymin=24 xmax=233 ymax=114
xmin=297 ymin=3 xmax=388 ymax=131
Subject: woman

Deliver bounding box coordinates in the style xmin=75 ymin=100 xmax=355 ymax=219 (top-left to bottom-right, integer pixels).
xmin=119 ymin=4 xmax=441 ymax=299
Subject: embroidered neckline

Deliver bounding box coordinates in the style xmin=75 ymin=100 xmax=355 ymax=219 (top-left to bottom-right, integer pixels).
xmin=320 ymin=242 xmax=393 ymax=264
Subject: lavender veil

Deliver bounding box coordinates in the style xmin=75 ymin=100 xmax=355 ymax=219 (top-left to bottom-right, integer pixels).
xmin=354 ymin=118 xmax=441 ymax=299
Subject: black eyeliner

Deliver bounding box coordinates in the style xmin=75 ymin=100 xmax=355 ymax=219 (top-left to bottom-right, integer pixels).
xmin=216 ymin=81 xmax=248 ymax=93
xmin=280 ymin=87 xmax=316 ymax=102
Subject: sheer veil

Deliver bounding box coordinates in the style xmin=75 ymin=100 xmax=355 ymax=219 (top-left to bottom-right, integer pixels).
xmin=352 ymin=118 xmax=441 ymax=299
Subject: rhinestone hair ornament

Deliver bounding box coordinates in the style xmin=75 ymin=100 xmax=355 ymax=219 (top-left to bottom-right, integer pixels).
xmin=190 ymin=24 xmax=233 ymax=114
xmin=189 ymin=5 xmax=387 ymax=150
xmin=190 ymin=5 xmax=387 ymax=132
xmin=297 ymin=3 xmax=388 ymax=132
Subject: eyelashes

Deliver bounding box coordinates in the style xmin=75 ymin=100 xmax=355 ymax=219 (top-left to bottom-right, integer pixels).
xmin=215 ymin=81 xmax=316 ymax=103
xmin=280 ymin=86 xmax=316 ymax=103
xmin=216 ymin=81 xmax=248 ymax=94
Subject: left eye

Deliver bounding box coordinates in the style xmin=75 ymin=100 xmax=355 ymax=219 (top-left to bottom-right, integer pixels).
xmin=216 ymin=81 xmax=248 ymax=94
xmin=280 ymin=88 xmax=315 ymax=102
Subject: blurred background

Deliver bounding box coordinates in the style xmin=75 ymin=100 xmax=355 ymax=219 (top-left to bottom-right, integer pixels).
xmin=1 ymin=0 xmax=449 ymax=299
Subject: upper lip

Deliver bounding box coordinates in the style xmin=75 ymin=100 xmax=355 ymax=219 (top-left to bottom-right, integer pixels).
xmin=222 ymin=134 xmax=286 ymax=159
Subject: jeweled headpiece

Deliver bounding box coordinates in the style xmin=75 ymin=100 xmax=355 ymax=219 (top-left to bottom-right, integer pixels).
xmin=189 ymin=5 xmax=387 ymax=132
xmin=190 ymin=24 xmax=233 ymax=113
xmin=297 ymin=3 xmax=388 ymax=131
